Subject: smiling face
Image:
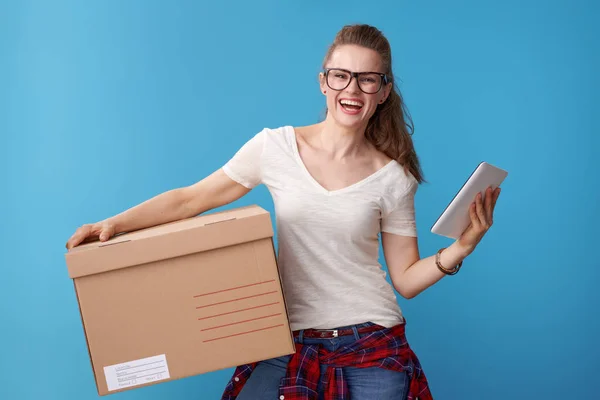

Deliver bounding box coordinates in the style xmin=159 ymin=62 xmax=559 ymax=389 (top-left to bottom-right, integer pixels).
xmin=320 ymin=44 xmax=392 ymax=130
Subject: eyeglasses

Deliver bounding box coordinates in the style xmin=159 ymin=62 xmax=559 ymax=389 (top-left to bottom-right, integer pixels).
xmin=323 ymin=68 xmax=389 ymax=94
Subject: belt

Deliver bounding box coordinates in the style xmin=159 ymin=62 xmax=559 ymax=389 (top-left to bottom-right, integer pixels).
xmin=293 ymin=324 xmax=385 ymax=339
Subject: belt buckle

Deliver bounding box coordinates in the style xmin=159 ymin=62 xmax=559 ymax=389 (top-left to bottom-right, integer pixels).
xmin=318 ymin=329 xmax=338 ymax=338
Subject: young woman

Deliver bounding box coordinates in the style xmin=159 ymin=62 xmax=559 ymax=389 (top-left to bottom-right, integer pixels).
xmin=67 ymin=24 xmax=500 ymax=400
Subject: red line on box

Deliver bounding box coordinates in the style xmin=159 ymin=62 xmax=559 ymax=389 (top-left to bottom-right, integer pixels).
xmin=197 ymin=302 xmax=280 ymax=321
xmin=195 ymin=291 xmax=278 ymax=309
xmin=203 ymin=324 xmax=285 ymax=342
xmin=193 ymin=280 xmax=276 ymax=298
xmin=201 ymin=313 xmax=282 ymax=331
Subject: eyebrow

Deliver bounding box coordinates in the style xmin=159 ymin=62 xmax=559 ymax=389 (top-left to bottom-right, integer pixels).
xmin=326 ymin=68 xmax=386 ymax=74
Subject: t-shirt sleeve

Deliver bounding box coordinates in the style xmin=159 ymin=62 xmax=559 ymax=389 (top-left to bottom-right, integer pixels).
xmin=381 ymin=179 xmax=418 ymax=237
xmin=222 ymin=130 xmax=266 ymax=189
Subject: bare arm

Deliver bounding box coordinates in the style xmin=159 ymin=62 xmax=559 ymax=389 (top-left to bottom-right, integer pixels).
xmin=382 ymin=234 xmax=470 ymax=299
xmin=383 ymin=186 xmax=501 ymax=298
xmin=66 ymin=168 xmax=249 ymax=249
xmin=109 ymin=168 xmax=250 ymax=233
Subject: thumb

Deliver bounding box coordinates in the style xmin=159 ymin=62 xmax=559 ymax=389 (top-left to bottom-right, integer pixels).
xmin=99 ymin=230 xmax=109 ymax=241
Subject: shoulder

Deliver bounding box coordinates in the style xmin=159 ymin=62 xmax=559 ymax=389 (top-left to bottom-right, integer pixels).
xmin=383 ymin=160 xmax=419 ymax=199
xmin=254 ymin=125 xmax=294 ymax=146
xmin=239 ymin=125 xmax=299 ymax=161
xmin=293 ymin=123 xmax=321 ymax=137
xmin=229 ymin=126 xmax=295 ymax=159
xmin=261 ymin=123 xmax=324 ymax=153
xmin=236 ymin=126 xmax=293 ymax=153
xmin=377 ymin=162 xmax=418 ymax=217
xmin=366 ymin=143 xmax=417 ymax=195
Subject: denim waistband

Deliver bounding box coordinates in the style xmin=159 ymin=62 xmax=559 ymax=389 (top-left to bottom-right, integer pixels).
xmin=294 ymin=321 xmax=382 ymax=343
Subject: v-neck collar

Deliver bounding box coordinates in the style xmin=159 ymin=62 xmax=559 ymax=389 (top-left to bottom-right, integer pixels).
xmin=287 ymin=125 xmax=396 ymax=196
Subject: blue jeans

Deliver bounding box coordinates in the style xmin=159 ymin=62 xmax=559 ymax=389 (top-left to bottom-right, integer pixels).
xmin=236 ymin=322 xmax=410 ymax=400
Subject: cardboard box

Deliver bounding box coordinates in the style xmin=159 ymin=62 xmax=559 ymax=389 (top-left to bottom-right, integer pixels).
xmin=65 ymin=205 xmax=295 ymax=396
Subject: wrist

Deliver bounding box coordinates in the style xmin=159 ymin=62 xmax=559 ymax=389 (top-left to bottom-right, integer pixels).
xmin=452 ymin=240 xmax=473 ymax=259
xmin=436 ymin=244 xmax=465 ymax=276
xmin=103 ymin=216 xmax=121 ymax=234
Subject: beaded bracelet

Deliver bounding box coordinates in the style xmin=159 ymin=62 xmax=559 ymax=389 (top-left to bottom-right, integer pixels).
xmin=435 ymin=247 xmax=463 ymax=275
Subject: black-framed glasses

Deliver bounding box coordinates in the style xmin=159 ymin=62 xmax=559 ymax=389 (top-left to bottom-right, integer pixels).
xmin=323 ymin=68 xmax=388 ymax=94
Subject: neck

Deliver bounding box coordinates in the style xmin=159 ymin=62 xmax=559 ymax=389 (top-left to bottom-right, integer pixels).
xmin=317 ymin=117 xmax=369 ymax=160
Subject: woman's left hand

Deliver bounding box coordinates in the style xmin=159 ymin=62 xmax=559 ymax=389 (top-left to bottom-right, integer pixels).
xmin=457 ymin=186 xmax=502 ymax=255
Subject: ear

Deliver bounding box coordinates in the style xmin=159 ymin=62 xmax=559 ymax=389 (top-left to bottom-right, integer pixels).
xmin=319 ymin=72 xmax=327 ymax=95
xmin=381 ymin=82 xmax=393 ymax=103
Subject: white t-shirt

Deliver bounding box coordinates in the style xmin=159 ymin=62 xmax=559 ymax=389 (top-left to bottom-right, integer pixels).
xmin=222 ymin=125 xmax=418 ymax=331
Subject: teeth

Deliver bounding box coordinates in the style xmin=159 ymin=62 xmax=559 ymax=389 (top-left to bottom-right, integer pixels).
xmin=340 ymin=99 xmax=363 ymax=107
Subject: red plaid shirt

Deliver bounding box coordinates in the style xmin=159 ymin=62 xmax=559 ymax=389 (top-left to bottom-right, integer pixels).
xmin=221 ymin=323 xmax=433 ymax=400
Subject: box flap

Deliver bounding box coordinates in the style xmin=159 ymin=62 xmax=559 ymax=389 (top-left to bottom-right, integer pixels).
xmin=65 ymin=205 xmax=273 ymax=279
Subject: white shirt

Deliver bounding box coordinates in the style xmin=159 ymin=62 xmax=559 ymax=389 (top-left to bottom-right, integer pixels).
xmin=222 ymin=126 xmax=418 ymax=331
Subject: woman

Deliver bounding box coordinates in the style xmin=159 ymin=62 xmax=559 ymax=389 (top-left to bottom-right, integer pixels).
xmin=66 ymin=24 xmax=500 ymax=400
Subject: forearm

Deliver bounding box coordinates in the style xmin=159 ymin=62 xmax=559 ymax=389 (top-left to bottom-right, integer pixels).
xmin=98 ymin=169 xmax=249 ymax=237
xmin=398 ymin=241 xmax=472 ymax=298
xmin=104 ymin=188 xmax=190 ymax=234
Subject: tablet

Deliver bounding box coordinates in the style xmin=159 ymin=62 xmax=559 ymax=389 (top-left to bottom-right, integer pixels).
xmin=431 ymin=161 xmax=508 ymax=239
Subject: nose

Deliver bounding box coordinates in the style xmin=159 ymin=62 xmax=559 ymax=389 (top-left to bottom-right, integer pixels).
xmin=345 ymin=74 xmax=361 ymax=93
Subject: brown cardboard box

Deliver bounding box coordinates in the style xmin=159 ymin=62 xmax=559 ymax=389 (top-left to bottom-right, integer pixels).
xmin=65 ymin=205 xmax=295 ymax=396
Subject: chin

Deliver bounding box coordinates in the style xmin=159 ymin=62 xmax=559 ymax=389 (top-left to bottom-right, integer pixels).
xmin=329 ymin=105 xmax=373 ymax=130
xmin=334 ymin=115 xmax=366 ymax=129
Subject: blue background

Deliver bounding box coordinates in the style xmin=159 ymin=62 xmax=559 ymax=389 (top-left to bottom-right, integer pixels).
xmin=1 ymin=0 xmax=598 ymax=399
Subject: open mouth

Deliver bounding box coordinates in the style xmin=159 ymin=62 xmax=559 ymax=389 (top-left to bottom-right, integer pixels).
xmin=339 ymin=99 xmax=364 ymax=113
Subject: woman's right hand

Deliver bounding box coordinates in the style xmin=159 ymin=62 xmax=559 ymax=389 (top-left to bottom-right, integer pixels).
xmin=66 ymin=220 xmax=116 ymax=250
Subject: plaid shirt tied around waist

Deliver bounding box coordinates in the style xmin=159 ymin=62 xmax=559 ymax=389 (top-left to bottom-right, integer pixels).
xmin=221 ymin=322 xmax=433 ymax=400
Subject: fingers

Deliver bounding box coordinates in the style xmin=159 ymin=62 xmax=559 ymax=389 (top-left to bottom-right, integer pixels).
xmin=469 ymin=201 xmax=481 ymax=230
xmin=66 ymin=222 xmax=112 ymax=250
xmin=492 ymin=187 xmax=501 ymax=210
xmin=485 ymin=187 xmax=493 ymax=223
xmin=99 ymin=225 xmax=114 ymax=242
xmin=66 ymin=225 xmax=91 ymax=250
xmin=475 ymin=192 xmax=489 ymax=229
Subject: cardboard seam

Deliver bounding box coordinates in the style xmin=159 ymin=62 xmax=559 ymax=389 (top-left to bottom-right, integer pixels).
xmin=73 ymin=281 xmax=102 ymax=395
xmin=269 ymin=238 xmax=296 ymax=352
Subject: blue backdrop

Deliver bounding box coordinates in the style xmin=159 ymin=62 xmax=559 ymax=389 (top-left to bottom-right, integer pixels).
xmin=2 ymin=0 xmax=598 ymax=399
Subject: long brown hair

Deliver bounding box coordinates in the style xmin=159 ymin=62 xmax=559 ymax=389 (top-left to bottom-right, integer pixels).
xmin=323 ymin=24 xmax=425 ymax=184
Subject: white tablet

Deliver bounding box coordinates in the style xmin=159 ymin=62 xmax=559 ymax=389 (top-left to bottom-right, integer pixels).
xmin=431 ymin=161 xmax=508 ymax=239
